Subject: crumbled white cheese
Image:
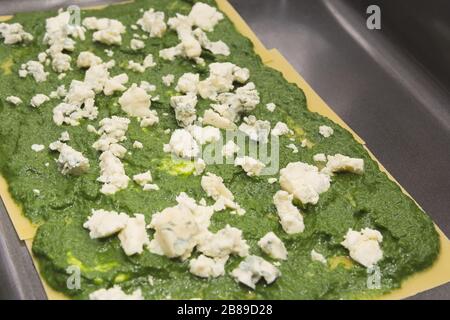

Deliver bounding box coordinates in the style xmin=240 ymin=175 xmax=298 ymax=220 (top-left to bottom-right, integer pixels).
xmin=76 ymin=51 xmax=102 ymax=68
xmin=231 ymin=255 xmax=280 ymax=289
xmin=0 ymin=22 xmax=33 ymax=44
xmin=118 ymin=214 xmax=150 ymax=256
xmin=187 ymin=125 xmax=221 ymax=145
xmin=162 ymin=74 xmax=175 ymax=86
xmin=133 ymin=171 xmax=153 ymax=186
xmin=197 ymin=225 xmax=249 ymax=258
xmin=143 ymin=183 xmax=159 ymax=191
xmin=188 ymin=2 xmax=224 ymax=32
xmin=6 ymin=96 xmax=23 ymax=106
xmin=51 ymin=52 xmax=72 ymax=73
xmin=31 ymin=144 xmax=45 ymax=152
xmin=89 ymin=286 xmax=143 ymax=300
xmin=139 ymin=81 xmax=156 ymax=93
xmin=322 ymin=154 xmax=364 ymax=175
xmin=175 ymin=72 xmax=199 ymax=94
xmin=279 ymin=162 xmax=331 ymax=205
xmin=313 ymin=153 xmax=327 ymax=162
xmin=221 ymin=140 xmax=239 ymax=157
xmin=170 ymin=93 xmax=198 ymax=127
xmin=118 ymin=84 xmax=158 ymax=126
xmin=19 ymin=61 xmax=48 ymax=82
xmin=197 ymin=62 xmax=250 ymax=100
xmin=202 ymin=109 xmax=236 ymax=130
xmin=49 ymin=85 xmax=67 ymax=99
xmin=83 ymin=209 xmax=129 ymax=239
xmin=341 ymin=228 xmax=383 ymax=268
xmin=52 ymin=80 xmax=98 ymax=126
xmin=273 ymin=190 xmax=304 ymax=234
xmin=266 ymin=102 xmax=276 ymax=112
xmin=319 ymin=125 xmax=334 ymax=138
xmin=201 ymin=172 xmax=245 ymax=215
xmin=137 ymin=9 xmax=167 ymax=38
xmin=59 ymin=131 xmax=70 ymax=142
xmin=130 ymin=38 xmax=145 ymax=50
xmin=127 ymin=54 xmax=156 ymax=73
xmin=49 ymin=141 xmax=90 ymax=175
xmin=268 ymin=177 xmax=277 ymax=184
xmin=163 ymin=128 xmax=200 ymax=158
xmin=33 ymin=189 xmax=40 ymax=195
xmin=105 ymin=49 xmax=114 ymax=57
xmin=133 ymin=141 xmax=143 ymax=149
xmin=311 ymin=249 xmax=327 ymax=264
xmin=286 ymin=143 xmax=299 ymax=154
xmin=234 ymin=156 xmax=265 ymax=177
xmin=30 ymin=93 xmax=50 ymax=108
xmin=148 ymin=193 xmax=214 ymax=260
xmin=192 ymin=28 xmax=230 ymax=56
xmin=194 ymin=158 xmax=206 ymax=176
xmin=93 ymin=116 xmax=131 ymax=195
xmin=258 ymin=232 xmax=288 ymax=260
xmin=238 ymin=116 xmax=270 ymax=143
xmin=83 ymin=17 xmax=126 ymax=45
xmin=189 ymin=255 xmax=227 ymax=278
xmin=271 ymin=122 xmax=292 ymax=137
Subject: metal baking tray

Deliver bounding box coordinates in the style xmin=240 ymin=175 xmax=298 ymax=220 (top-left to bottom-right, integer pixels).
xmin=0 ymin=0 xmax=449 ymax=299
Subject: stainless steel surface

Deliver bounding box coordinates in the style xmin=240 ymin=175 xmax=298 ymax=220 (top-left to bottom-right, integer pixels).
xmin=0 ymin=0 xmax=449 ymax=300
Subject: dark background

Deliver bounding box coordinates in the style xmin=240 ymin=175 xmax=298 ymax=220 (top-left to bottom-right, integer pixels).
xmin=0 ymin=0 xmax=449 ymax=299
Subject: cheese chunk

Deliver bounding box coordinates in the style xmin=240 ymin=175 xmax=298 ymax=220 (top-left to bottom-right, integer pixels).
xmin=319 ymin=125 xmax=334 ymax=138
xmin=49 ymin=141 xmax=90 ymax=176
xmin=189 ymin=255 xmax=227 ymax=278
xmin=311 ymin=249 xmax=327 ymax=264
xmin=133 ymin=171 xmax=153 ymax=186
xmin=162 ymin=74 xmax=175 ymax=86
xmin=83 ymin=17 xmax=126 ymax=45
xmin=323 ymin=154 xmax=364 ymax=175
xmin=271 ymin=122 xmax=292 ymax=137
xmin=234 ymin=156 xmax=265 ymax=177
xmin=170 ymin=93 xmax=197 ymax=127
xmin=163 ymin=129 xmax=200 ymax=159
xmin=130 ymin=38 xmax=145 ymax=51
xmin=0 ymin=22 xmax=33 ymax=44
xmin=148 ymin=193 xmax=214 ymax=260
xmin=187 ymin=125 xmax=221 ymax=145
xmin=118 ymin=84 xmax=158 ymax=126
xmin=118 ymin=214 xmax=150 ymax=256
xmin=89 ymin=286 xmax=143 ymax=300
xmin=188 ymin=2 xmax=224 ymax=31
xmin=313 ymin=153 xmax=327 ymax=162
xmin=137 ymin=9 xmax=167 ymax=38
xmin=258 ymin=232 xmax=288 ymax=260
xmin=238 ymin=116 xmax=270 ymax=143
xmin=197 ymin=225 xmax=249 ymax=258
xmin=273 ymin=190 xmax=304 ymax=234
xmin=6 ymin=96 xmax=23 ymax=106
xmin=341 ymin=228 xmax=383 ymax=268
xmin=19 ymin=61 xmax=48 ymax=82
xmin=31 ymin=144 xmax=45 ymax=152
xmin=175 ymin=73 xmax=199 ymax=94
xmin=201 ymin=172 xmax=245 ymax=215
xmin=279 ymin=162 xmax=331 ymax=205
xmin=83 ymin=209 xmax=129 ymax=239
xmin=77 ymin=51 xmax=102 ymax=68
xmin=231 ymin=255 xmax=280 ymax=289
xmin=222 ymin=140 xmax=239 ymax=157
xmin=30 ymin=94 xmax=50 ymax=108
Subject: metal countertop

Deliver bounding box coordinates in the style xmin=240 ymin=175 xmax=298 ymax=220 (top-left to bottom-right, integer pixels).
xmin=0 ymin=0 xmax=449 ymax=300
